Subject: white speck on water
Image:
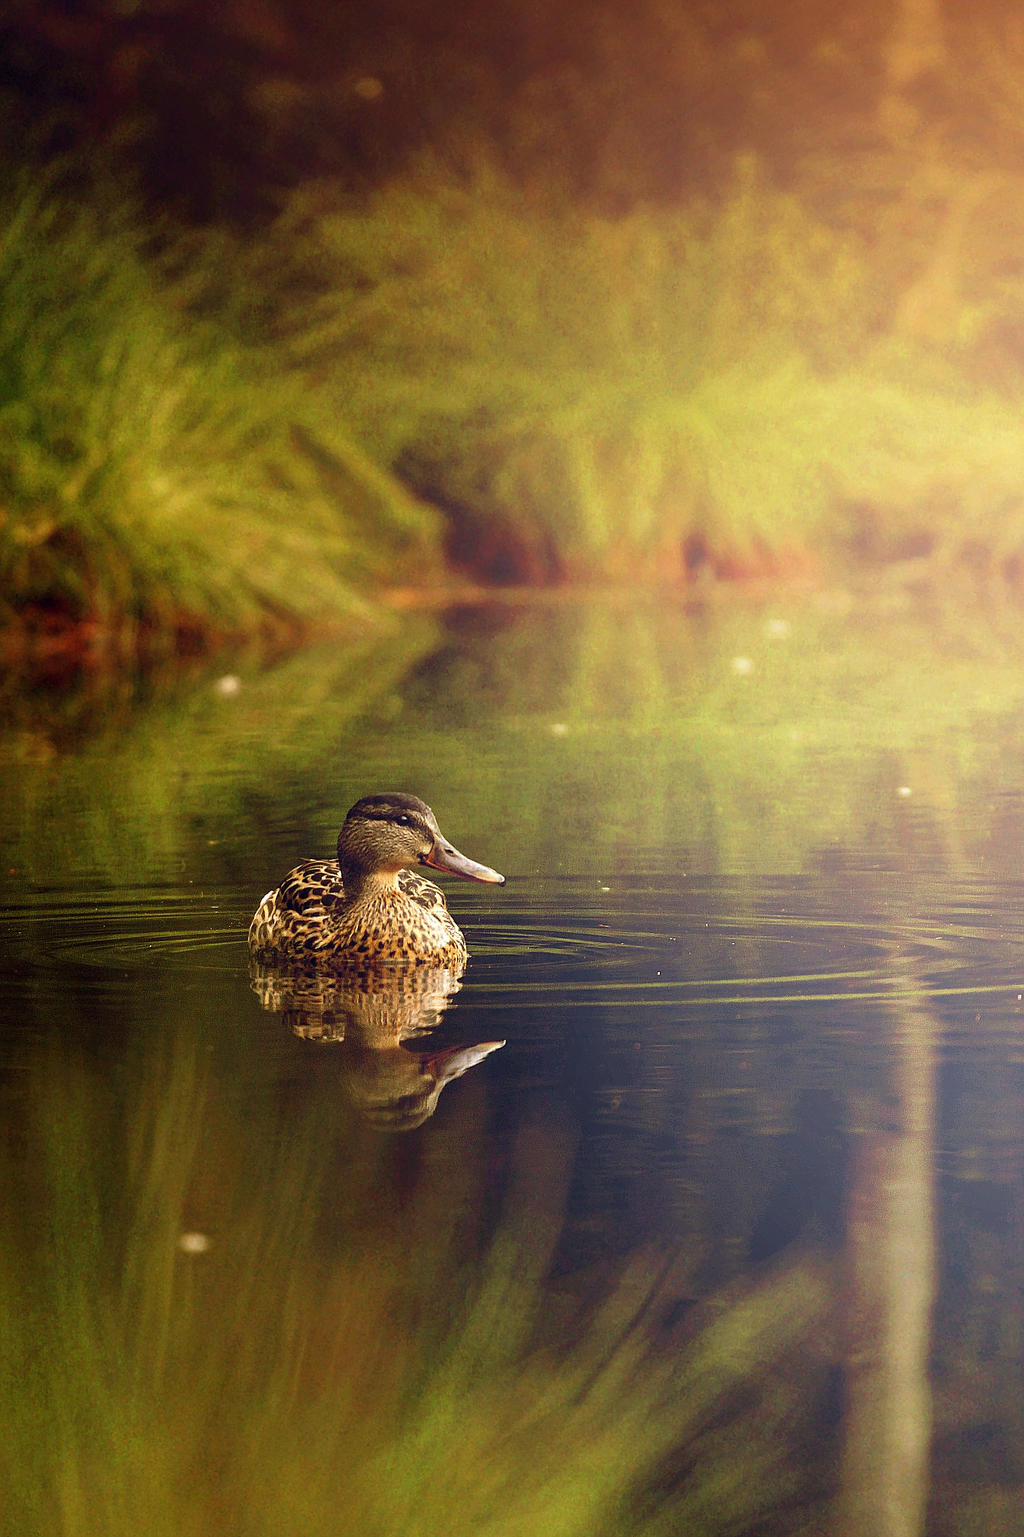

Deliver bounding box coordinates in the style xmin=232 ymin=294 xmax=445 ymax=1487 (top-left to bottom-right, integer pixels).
xmin=550 ymin=722 xmax=569 ymax=737
xmin=731 ymin=656 xmax=753 ymax=676
xmin=178 ymin=1232 xmax=211 ymax=1255
xmin=215 ymin=674 xmax=241 ymax=696
xmin=897 ymin=785 xmax=912 ymax=798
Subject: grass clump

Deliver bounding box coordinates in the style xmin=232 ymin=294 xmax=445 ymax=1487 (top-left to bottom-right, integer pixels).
xmin=10 ymin=141 xmax=1024 ymax=634
xmin=0 ymin=167 xmax=443 ymax=652
xmin=250 ymin=157 xmax=854 ymax=580
xmin=12 ymin=14 xmax=1024 ymax=614
xmin=243 ymin=152 xmax=1024 ymax=586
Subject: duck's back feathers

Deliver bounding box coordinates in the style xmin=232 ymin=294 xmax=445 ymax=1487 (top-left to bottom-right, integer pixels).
xmin=277 ymin=859 xmax=347 ymax=918
xmin=248 ymin=861 xmax=468 ymax=967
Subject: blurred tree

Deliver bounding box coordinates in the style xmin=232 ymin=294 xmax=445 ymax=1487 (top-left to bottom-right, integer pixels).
xmin=878 ymin=0 xmax=946 ymax=137
xmin=0 ymin=0 xmax=887 ymax=220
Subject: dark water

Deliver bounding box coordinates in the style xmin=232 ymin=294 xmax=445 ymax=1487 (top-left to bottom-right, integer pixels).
xmin=4 ymin=596 xmax=1024 ymax=1535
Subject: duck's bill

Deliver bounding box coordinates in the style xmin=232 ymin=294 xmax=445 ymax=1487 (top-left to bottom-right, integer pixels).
xmin=425 ymin=1040 xmax=506 ymax=1082
xmin=421 ymin=841 xmax=505 ymax=884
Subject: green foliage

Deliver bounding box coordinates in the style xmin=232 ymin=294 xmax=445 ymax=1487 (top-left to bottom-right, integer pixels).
xmin=244 ymin=152 xmax=1024 ymax=584
xmin=11 ymin=111 xmax=1024 ymax=632
xmin=0 ymin=167 xmax=443 ymax=643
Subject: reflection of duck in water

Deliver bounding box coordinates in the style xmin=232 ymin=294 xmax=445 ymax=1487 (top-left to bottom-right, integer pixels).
xmin=249 ymin=792 xmax=505 ymax=968
xmin=250 ymin=961 xmax=505 ymax=1132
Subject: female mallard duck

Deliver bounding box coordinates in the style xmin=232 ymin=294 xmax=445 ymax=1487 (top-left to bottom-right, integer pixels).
xmin=248 ymin=792 xmax=505 ymax=967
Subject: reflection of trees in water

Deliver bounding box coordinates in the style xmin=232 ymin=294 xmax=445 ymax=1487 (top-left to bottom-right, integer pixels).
xmin=837 ymin=957 xmax=936 ymax=1537
xmin=553 ymin=924 xmax=1024 ymax=1531
xmin=250 ymin=958 xmax=504 ymax=1131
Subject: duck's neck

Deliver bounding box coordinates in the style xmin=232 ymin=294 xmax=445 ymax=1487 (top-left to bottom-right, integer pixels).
xmin=339 ymin=864 xmax=403 ymax=903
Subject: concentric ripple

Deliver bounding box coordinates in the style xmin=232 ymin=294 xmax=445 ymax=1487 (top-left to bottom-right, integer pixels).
xmin=4 ymin=877 xmax=1024 ymax=1019
xmin=2 ymin=888 xmax=245 ymax=973
xmin=461 ymin=876 xmax=1024 ymax=1012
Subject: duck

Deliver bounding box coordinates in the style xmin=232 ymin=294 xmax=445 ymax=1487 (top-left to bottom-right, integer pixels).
xmin=248 ymin=792 xmax=505 ymax=967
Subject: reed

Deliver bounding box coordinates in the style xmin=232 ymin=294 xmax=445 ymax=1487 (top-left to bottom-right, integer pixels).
xmin=0 ymin=166 xmax=442 ymax=650
xmin=10 ymin=143 xmax=1024 ymax=636
xmin=254 ymin=153 xmax=1024 ymax=584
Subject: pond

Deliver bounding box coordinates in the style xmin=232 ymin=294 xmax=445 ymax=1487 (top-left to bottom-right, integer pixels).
xmin=3 ymin=592 xmax=1024 ymax=1536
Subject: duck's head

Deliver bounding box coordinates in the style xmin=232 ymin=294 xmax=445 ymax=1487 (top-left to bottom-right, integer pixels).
xmin=338 ymin=793 xmax=505 ymax=886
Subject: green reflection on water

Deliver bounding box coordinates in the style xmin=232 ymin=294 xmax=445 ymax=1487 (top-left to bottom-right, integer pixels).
xmin=4 ymin=596 xmax=1024 ymax=1532
xmin=0 ymin=613 xmax=441 ymax=889
xmin=5 ymin=594 xmax=1024 ymax=890
xmin=0 ymin=1029 xmax=833 ymax=1537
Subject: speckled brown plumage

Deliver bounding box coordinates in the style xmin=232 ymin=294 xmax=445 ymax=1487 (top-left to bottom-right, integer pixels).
xmin=248 ymin=792 xmax=504 ymax=967
xmin=249 ymin=860 xmax=472 ymax=966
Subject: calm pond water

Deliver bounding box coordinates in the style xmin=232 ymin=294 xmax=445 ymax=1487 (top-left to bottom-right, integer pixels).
xmin=4 ymin=594 xmax=1024 ymax=1536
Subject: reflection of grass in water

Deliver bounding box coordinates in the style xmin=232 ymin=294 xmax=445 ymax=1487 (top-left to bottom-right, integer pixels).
xmin=357 ymin=597 xmax=1024 ymax=879
xmin=0 ymin=1034 xmax=831 ymax=1536
xmin=0 ymin=617 xmax=439 ymax=888
xmin=7 ymin=596 xmax=1024 ymax=894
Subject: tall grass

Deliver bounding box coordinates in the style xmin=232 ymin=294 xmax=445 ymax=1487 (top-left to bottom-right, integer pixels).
xmin=237 ymin=151 xmax=1024 ymax=585
xmin=248 ymin=158 xmax=844 ymax=579
xmin=10 ymin=141 xmax=1024 ymax=634
xmin=0 ymin=166 xmax=443 ymax=649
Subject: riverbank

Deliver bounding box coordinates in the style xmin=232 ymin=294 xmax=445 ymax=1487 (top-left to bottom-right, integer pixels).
xmin=6 ymin=137 xmax=1024 ymax=660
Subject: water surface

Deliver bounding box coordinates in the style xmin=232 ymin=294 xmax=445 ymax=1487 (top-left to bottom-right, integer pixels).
xmin=3 ymin=595 xmax=1024 ymax=1536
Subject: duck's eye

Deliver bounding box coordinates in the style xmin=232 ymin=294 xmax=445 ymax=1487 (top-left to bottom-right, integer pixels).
xmin=394 ymin=814 xmax=412 ymax=826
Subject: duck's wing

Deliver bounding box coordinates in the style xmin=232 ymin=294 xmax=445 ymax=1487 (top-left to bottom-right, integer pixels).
xmin=275 ymin=859 xmax=348 ymax=916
